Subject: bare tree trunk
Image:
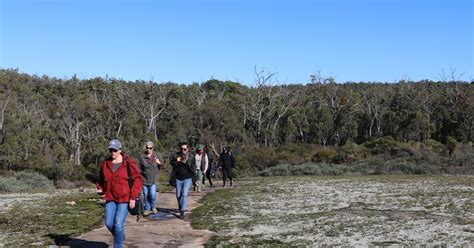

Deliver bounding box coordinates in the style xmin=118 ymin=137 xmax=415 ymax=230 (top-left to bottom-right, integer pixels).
xmin=116 ymin=120 xmax=123 ymax=137
xmin=0 ymin=98 xmax=9 ymax=143
xmin=209 ymin=143 xmax=221 ymax=159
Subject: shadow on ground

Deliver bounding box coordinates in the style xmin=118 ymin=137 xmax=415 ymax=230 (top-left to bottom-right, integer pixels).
xmin=49 ymin=234 xmax=108 ymax=248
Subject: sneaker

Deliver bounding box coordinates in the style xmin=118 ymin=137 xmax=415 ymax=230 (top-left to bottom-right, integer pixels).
xmin=152 ymin=208 xmax=158 ymax=214
xmin=179 ymin=211 xmax=184 ymax=219
xmin=143 ymin=210 xmax=150 ymax=216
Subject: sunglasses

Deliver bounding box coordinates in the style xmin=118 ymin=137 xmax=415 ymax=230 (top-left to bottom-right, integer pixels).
xmin=109 ymin=149 xmax=119 ymax=153
xmin=146 ymin=147 xmax=153 ymax=150
xmin=181 ymin=148 xmax=188 ymax=151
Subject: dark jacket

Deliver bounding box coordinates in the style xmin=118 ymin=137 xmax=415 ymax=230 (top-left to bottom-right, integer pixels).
xmin=170 ymin=151 xmax=195 ymax=180
xmin=97 ymin=153 xmax=142 ymax=203
xmin=219 ymin=151 xmax=235 ymax=169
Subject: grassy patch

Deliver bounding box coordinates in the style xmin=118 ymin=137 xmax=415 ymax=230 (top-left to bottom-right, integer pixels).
xmin=0 ymin=192 xmax=103 ymax=246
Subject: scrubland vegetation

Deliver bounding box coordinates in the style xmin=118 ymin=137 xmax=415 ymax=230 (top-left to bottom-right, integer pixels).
xmin=1 ymin=69 xmax=472 ymax=191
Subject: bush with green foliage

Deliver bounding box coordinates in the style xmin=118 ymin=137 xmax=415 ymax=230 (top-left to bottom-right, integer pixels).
xmin=362 ymin=136 xmax=413 ymax=156
xmin=38 ymin=162 xmax=87 ymax=182
xmin=311 ymin=147 xmax=337 ymax=163
xmin=0 ymin=171 xmax=54 ymax=192
xmin=258 ymin=162 xmax=345 ymax=176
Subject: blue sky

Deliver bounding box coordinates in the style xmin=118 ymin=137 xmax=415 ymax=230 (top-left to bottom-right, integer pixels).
xmin=1 ymin=0 xmax=472 ymax=85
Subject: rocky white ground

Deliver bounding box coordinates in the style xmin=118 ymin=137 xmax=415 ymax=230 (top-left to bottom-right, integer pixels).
xmin=209 ymin=175 xmax=473 ymax=246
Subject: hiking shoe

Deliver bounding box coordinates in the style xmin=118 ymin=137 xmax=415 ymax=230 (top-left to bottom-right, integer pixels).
xmin=152 ymin=208 xmax=158 ymax=214
xmin=179 ymin=211 xmax=184 ymax=219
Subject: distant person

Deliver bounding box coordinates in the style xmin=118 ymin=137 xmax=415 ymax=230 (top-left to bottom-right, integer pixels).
xmin=202 ymin=146 xmax=214 ymax=187
xmin=170 ymin=142 xmax=194 ymax=219
xmin=193 ymin=144 xmax=208 ymax=192
xmin=97 ymin=139 xmax=142 ymax=248
xmin=138 ymin=141 xmax=163 ymax=216
xmin=218 ymin=145 xmax=235 ymax=187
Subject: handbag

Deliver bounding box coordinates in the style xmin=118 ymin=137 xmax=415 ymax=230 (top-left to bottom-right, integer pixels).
xmin=125 ymin=158 xmax=142 ymax=217
xmin=128 ymin=197 xmax=142 ymax=216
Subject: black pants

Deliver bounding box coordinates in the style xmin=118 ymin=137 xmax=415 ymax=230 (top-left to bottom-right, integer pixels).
xmin=222 ymin=168 xmax=233 ymax=186
xmin=202 ymin=169 xmax=213 ymax=186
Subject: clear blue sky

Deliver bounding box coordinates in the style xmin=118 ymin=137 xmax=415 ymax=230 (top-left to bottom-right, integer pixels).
xmin=1 ymin=0 xmax=472 ymax=85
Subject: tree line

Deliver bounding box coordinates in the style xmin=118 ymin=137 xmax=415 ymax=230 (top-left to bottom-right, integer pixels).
xmin=0 ymin=68 xmax=472 ymax=181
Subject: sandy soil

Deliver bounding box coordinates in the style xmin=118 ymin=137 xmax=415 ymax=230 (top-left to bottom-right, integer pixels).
xmin=65 ymin=185 xmax=219 ymax=248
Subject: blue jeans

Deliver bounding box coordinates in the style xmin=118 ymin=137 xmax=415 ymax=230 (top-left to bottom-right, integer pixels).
xmin=175 ymin=178 xmax=192 ymax=213
xmin=142 ymin=184 xmax=157 ymax=211
xmin=105 ymin=201 xmax=128 ymax=248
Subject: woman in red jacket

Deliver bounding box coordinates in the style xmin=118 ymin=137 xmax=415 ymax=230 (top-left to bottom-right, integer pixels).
xmin=97 ymin=139 xmax=142 ymax=248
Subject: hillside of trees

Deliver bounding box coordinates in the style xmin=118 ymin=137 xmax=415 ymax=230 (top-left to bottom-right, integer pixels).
xmin=1 ymin=68 xmax=473 ymax=186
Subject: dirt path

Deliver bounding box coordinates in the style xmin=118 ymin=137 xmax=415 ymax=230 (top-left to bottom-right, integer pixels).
xmin=66 ymin=184 xmax=222 ymax=248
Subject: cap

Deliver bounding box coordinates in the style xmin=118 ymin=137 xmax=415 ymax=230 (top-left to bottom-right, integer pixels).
xmin=197 ymin=144 xmax=205 ymax=150
xmin=108 ymin=139 xmax=122 ymax=150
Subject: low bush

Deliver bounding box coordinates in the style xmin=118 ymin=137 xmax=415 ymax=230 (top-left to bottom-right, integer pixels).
xmin=311 ymin=147 xmax=337 ymax=163
xmin=258 ymin=162 xmax=345 ymax=177
xmin=0 ymin=176 xmax=29 ymax=192
xmin=0 ymin=171 xmax=54 ymax=192
xmin=258 ymin=157 xmax=444 ymax=177
xmin=363 ymin=136 xmax=413 ymax=156
xmin=372 ymin=159 xmax=438 ymax=175
xmin=39 ymin=162 xmax=87 ymax=182
xmin=340 ymin=141 xmax=368 ymax=161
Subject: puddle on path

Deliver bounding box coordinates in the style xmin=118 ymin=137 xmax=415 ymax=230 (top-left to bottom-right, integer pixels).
xmin=145 ymin=211 xmax=177 ymax=221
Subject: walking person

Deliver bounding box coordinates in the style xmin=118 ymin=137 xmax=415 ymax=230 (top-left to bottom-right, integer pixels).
xmin=138 ymin=141 xmax=163 ymax=216
xmin=96 ymin=139 xmax=142 ymax=248
xmin=170 ymin=142 xmax=194 ymax=219
xmin=202 ymin=147 xmax=214 ymax=187
xmin=218 ymin=145 xmax=235 ymax=187
xmin=193 ymin=144 xmax=208 ymax=192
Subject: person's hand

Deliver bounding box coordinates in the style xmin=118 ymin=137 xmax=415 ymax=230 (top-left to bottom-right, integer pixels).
xmin=129 ymin=199 xmax=136 ymax=209
xmin=97 ymin=189 xmax=103 ymax=195
xmin=177 ymin=157 xmax=181 ymax=162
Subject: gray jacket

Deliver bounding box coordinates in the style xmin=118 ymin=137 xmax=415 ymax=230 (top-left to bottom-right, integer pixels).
xmin=138 ymin=152 xmax=163 ymax=185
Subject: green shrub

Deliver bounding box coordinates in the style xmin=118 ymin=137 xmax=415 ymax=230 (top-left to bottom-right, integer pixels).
xmin=446 ymin=136 xmax=458 ymax=157
xmin=0 ymin=171 xmax=54 ymax=192
xmin=423 ymin=139 xmax=447 ymax=155
xmin=275 ymin=143 xmax=316 ymax=163
xmin=372 ymin=159 xmax=438 ymax=175
xmin=0 ymin=176 xmax=29 ymax=192
xmin=363 ymin=136 xmax=412 ymax=156
xmin=239 ymin=147 xmax=278 ymax=172
xmin=311 ymin=148 xmax=337 ymax=163
xmin=39 ymin=162 xmax=87 ymax=182
xmin=258 ymin=162 xmax=345 ymax=177
xmin=340 ymin=141 xmax=368 ymax=161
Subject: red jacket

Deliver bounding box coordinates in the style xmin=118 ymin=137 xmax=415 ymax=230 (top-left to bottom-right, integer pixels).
xmin=97 ymin=153 xmax=142 ymax=203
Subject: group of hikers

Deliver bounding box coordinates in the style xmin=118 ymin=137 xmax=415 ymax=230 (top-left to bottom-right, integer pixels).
xmin=96 ymin=139 xmax=235 ymax=247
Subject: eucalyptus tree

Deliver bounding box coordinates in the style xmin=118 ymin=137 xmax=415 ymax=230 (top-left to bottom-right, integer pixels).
xmin=269 ymin=84 xmax=301 ymax=146
xmin=360 ymin=83 xmax=387 ymax=139
xmin=55 ymin=81 xmax=99 ymax=165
